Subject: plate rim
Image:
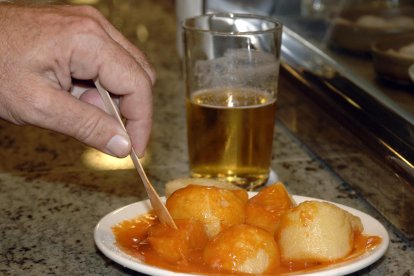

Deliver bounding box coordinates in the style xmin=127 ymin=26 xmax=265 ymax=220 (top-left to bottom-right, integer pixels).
xmin=94 ymin=194 xmax=390 ymax=276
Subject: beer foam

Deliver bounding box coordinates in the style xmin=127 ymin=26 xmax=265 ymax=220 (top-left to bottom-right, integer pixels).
xmin=194 ymin=49 xmax=279 ymax=91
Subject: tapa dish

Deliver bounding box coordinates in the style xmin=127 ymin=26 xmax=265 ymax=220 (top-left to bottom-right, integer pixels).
xmin=329 ymin=6 xmax=414 ymax=54
xmin=372 ymin=33 xmax=414 ymax=85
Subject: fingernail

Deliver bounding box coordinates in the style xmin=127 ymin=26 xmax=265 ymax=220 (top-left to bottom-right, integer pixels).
xmin=105 ymin=134 xmax=131 ymax=157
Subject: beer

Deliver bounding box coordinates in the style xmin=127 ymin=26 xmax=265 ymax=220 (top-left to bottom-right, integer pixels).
xmin=186 ymin=88 xmax=277 ymax=189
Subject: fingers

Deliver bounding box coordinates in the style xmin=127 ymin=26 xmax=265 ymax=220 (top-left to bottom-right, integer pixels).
xmin=125 ymin=112 xmax=152 ymax=158
xmin=18 ymin=80 xmax=132 ymax=157
xmin=67 ymin=5 xmax=156 ymax=85
xmin=78 ymin=88 xmax=106 ymax=111
xmin=71 ymin=42 xmax=152 ymax=156
xmin=76 ymin=85 xmax=150 ymax=157
xmin=76 ymin=87 xmax=151 ymax=157
xmin=75 ymin=86 xmax=152 ymax=157
xmin=63 ymin=10 xmax=154 ymax=156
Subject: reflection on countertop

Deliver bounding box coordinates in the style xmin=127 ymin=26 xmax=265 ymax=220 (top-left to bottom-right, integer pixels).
xmin=0 ymin=0 xmax=413 ymax=275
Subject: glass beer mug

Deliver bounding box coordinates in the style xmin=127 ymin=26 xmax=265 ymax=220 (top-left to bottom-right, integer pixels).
xmin=182 ymin=13 xmax=282 ymax=190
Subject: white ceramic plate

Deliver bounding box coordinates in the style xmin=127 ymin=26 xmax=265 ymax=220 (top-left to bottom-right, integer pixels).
xmin=94 ymin=194 xmax=389 ymax=276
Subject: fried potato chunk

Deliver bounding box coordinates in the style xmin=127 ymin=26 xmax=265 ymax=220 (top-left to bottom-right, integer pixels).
xmin=203 ymin=224 xmax=280 ymax=274
xmin=166 ymin=185 xmax=248 ymax=238
xmin=246 ymin=182 xmax=295 ymax=234
xmin=147 ymin=219 xmax=209 ymax=264
xmin=276 ymin=201 xmax=363 ymax=263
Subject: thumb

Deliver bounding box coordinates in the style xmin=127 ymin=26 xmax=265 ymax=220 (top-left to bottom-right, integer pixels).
xmin=20 ymin=84 xmax=132 ymax=157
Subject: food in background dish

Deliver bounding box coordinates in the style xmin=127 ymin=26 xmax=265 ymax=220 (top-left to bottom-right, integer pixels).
xmin=355 ymin=15 xmax=395 ymax=28
xmin=398 ymin=43 xmax=414 ymax=58
xmin=387 ymin=43 xmax=414 ymax=59
xmin=340 ymin=14 xmax=414 ymax=29
xmin=112 ymin=181 xmax=382 ymax=275
xmin=276 ymin=201 xmax=363 ymax=264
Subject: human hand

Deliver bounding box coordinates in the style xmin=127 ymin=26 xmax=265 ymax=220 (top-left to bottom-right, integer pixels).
xmin=0 ymin=3 xmax=155 ymax=157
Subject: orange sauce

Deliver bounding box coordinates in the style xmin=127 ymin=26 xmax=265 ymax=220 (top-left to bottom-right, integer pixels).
xmin=112 ymin=213 xmax=382 ymax=275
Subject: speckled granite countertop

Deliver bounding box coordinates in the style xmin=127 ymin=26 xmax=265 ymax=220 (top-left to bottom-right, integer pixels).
xmin=0 ymin=0 xmax=413 ymax=275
